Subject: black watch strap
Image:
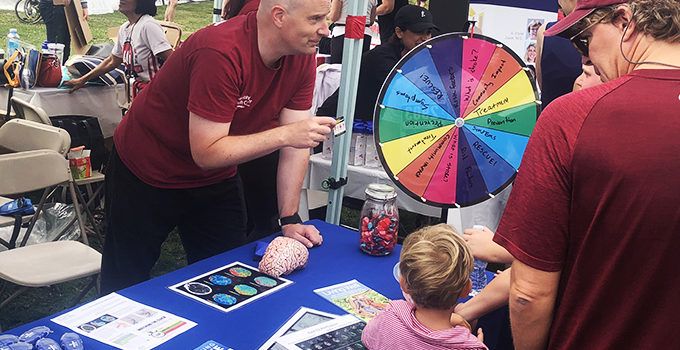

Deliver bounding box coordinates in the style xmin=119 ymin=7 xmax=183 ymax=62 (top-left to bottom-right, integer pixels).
xmin=278 ymin=212 xmax=303 ymax=227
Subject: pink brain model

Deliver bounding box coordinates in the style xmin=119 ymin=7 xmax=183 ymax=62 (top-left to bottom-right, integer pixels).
xmin=258 ymin=237 xmax=309 ymax=278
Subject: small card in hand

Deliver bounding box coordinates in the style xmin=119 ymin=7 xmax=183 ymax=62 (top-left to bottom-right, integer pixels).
xmin=333 ymin=116 xmax=346 ymax=137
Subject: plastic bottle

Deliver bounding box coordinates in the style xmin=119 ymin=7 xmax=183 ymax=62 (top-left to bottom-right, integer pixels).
xmin=468 ymin=224 xmax=488 ymax=296
xmin=7 ymin=28 xmax=20 ymax=56
xmin=470 ymin=258 xmax=488 ymax=296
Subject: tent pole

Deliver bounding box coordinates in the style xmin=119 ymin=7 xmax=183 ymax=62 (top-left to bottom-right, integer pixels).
xmin=213 ymin=0 xmax=223 ymax=22
xmin=326 ymin=0 xmax=369 ymax=225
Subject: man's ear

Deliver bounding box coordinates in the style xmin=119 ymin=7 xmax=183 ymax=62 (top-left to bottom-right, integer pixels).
xmin=612 ymin=5 xmax=635 ymax=40
xmin=395 ymin=27 xmax=405 ymax=40
xmin=271 ymin=5 xmax=286 ymax=29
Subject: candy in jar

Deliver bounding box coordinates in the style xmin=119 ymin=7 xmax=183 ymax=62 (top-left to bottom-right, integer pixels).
xmin=359 ymin=184 xmax=399 ymax=256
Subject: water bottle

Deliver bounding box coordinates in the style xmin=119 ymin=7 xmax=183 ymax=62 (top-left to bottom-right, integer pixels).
xmin=469 ymin=224 xmax=488 ymax=296
xmin=7 ymin=28 xmax=20 ymax=56
xmin=470 ymin=258 xmax=488 ymax=296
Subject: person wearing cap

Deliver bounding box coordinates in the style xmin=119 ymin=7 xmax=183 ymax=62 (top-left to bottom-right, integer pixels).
xmin=492 ymin=0 xmax=680 ymax=349
xmin=316 ymin=4 xmax=438 ymax=121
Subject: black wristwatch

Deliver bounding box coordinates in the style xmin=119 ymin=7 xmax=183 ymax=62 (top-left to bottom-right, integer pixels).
xmin=278 ymin=212 xmax=303 ymax=227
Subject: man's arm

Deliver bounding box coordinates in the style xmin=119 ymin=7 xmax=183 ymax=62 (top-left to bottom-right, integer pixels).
xmin=188 ymin=111 xmax=334 ymax=170
xmin=276 ymin=108 xmax=326 ymax=247
xmin=375 ymin=0 xmax=393 ymax=16
xmin=509 ymin=260 xmax=560 ymax=350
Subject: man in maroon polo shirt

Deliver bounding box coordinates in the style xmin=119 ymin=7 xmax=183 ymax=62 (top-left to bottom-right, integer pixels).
xmin=102 ymin=0 xmax=335 ymax=294
xmin=492 ymin=0 xmax=680 ymax=348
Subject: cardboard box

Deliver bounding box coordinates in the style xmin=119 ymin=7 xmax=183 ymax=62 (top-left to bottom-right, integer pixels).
xmin=64 ymin=0 xmax=92 ymax=54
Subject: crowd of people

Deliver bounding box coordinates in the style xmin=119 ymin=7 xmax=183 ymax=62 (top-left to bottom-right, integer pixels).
xmin=30 ymin=0 xmax=680 ymax=348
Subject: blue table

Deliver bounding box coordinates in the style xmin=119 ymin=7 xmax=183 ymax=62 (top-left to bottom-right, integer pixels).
xmin=7 ymin=220 xmax=403 ymax=349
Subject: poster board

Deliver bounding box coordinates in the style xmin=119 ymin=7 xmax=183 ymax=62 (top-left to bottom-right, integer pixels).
xmin=65 ymin=0 xmax=93 ymax=54
xmin=468 ymin=3 xmax=557 ymax=66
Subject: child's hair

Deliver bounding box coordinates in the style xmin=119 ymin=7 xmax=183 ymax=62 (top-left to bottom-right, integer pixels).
xmin=399 ymin=224 xmax=474 ymax=309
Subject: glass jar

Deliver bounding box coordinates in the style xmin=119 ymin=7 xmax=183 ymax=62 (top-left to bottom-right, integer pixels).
xmin=359 ymin=184 xmax=399 ymax=256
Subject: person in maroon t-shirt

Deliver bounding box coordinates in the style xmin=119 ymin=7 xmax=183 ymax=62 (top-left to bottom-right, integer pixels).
xmin=101 ymin=0 xmax=335 ymax=294
xmin=492 ymin=0 xmax=680 ymax=349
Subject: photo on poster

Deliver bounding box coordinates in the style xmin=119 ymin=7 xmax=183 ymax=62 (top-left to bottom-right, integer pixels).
xmin=258 ymin=307 xmax=340 ymax=350
xmin=169 ymin=261 xmax=293 ymax=313
xmin=526 ymin=18 xmax=544 ymax=40
xmin=524 ymin=40 xmax=537 ymax=64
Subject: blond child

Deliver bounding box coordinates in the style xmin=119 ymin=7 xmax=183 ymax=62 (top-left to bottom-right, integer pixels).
xmin=362 ymin=224 xmax=487 ymax=350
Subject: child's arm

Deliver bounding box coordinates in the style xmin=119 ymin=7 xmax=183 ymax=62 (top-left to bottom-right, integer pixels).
xmin=463 ymin=226 xmax=514 ymax=264
xmin=454 ymin=269 xmax=511 ymax=322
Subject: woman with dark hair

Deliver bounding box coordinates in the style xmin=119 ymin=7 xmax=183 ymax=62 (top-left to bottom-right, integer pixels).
xmin=66 ymin=0 xmax=172 ymax=99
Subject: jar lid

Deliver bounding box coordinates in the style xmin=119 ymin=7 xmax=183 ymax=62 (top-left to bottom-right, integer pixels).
xmin=365 ymin=183 xmax=397 ymax=200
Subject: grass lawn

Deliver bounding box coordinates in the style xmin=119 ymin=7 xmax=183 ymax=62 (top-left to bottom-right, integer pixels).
xmin=0 ymin=0 xmax=214 ymax=50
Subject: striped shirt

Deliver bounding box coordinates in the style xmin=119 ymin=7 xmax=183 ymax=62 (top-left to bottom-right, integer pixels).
xmin=361 ymin=300 xmax=487 ymax=350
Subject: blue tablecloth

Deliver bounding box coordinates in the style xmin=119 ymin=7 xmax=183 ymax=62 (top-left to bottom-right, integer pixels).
xmin=7 ymin=220 xmax=404 ymax=349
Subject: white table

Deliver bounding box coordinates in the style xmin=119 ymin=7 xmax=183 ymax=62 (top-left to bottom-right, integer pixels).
xmin=305 ymin=153 xmax=442 ymax=218
xmin=304 ymin=153 xmax=513 ymax=234
xmin=2 ymin=85 xmax=126 ymax=138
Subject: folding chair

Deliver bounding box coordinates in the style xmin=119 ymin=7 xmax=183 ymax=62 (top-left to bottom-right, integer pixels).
xmin=157 ymin=21 xmax=183 ymax=49
xmin=107 ymin=21 xmax=182 ymax=49
xmin=0 ymin=150 xmax=101 ymax=321
xmin=9 ymin=97 xmax=52 ymax=125
xmin=0 ymin=118 xmax=70 ymax=155
xmin=7 ymin=100 xmax=106 ymax=241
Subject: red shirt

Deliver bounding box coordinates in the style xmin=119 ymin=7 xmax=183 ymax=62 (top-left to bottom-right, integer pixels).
xmin=238 ymin=0 xmax=259 ymax=16
xmin=494 ymin=69 xmax=680 ymax=349
xmin=114 ymin=13 xmax=315 ymax=189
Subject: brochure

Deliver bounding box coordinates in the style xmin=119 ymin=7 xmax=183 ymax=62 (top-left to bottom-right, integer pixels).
xmin=51 ymin=293 xmax=196 ymax=350
xmin=313 ymin=280 xmax=390 ymax=322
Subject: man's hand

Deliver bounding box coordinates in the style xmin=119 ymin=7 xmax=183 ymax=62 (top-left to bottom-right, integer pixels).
xmin=64 ymin=77 xmax=86 ymax=93
xmin=82 ymin=8 xmax=89 ymax=21
xmin=282 ymin=223 xmax=323 ymax=248
xmin=282 ymin=116 xmax=336 ymax=149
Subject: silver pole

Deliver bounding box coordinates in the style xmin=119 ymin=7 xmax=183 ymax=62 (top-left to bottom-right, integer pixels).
xmin=213 ymin=0 xmax=223 ymax=23
xmin=326 ymin=0 xmax=369 ymax=224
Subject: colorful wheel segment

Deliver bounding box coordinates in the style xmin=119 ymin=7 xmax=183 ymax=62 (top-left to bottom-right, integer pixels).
xmin=375 ymin=33 xmax=540 ymax=207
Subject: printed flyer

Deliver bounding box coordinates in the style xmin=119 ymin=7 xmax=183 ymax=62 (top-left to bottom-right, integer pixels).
xmin=314 ymin=280 xmax=390 ymax=322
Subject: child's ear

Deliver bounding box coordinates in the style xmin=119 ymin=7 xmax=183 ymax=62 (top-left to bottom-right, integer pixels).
xmin=399 ymin=275 xmax=410 ymax=294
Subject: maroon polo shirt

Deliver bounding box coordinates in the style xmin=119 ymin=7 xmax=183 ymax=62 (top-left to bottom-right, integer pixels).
xmin=495 ymin=69 xmax=680 ymax=349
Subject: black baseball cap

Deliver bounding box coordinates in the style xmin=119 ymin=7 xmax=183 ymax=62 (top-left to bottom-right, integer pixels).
xmin=395 ymin=5 xmax=439 ymax=33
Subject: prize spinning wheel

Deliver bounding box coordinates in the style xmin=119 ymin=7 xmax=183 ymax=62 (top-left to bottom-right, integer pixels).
xmin=375 ymin=33 xmax=541 ymax=207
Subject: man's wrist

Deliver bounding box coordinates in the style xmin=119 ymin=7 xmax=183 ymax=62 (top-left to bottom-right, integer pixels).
xmin=278 ymin=212 xmax=302 ymax=227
